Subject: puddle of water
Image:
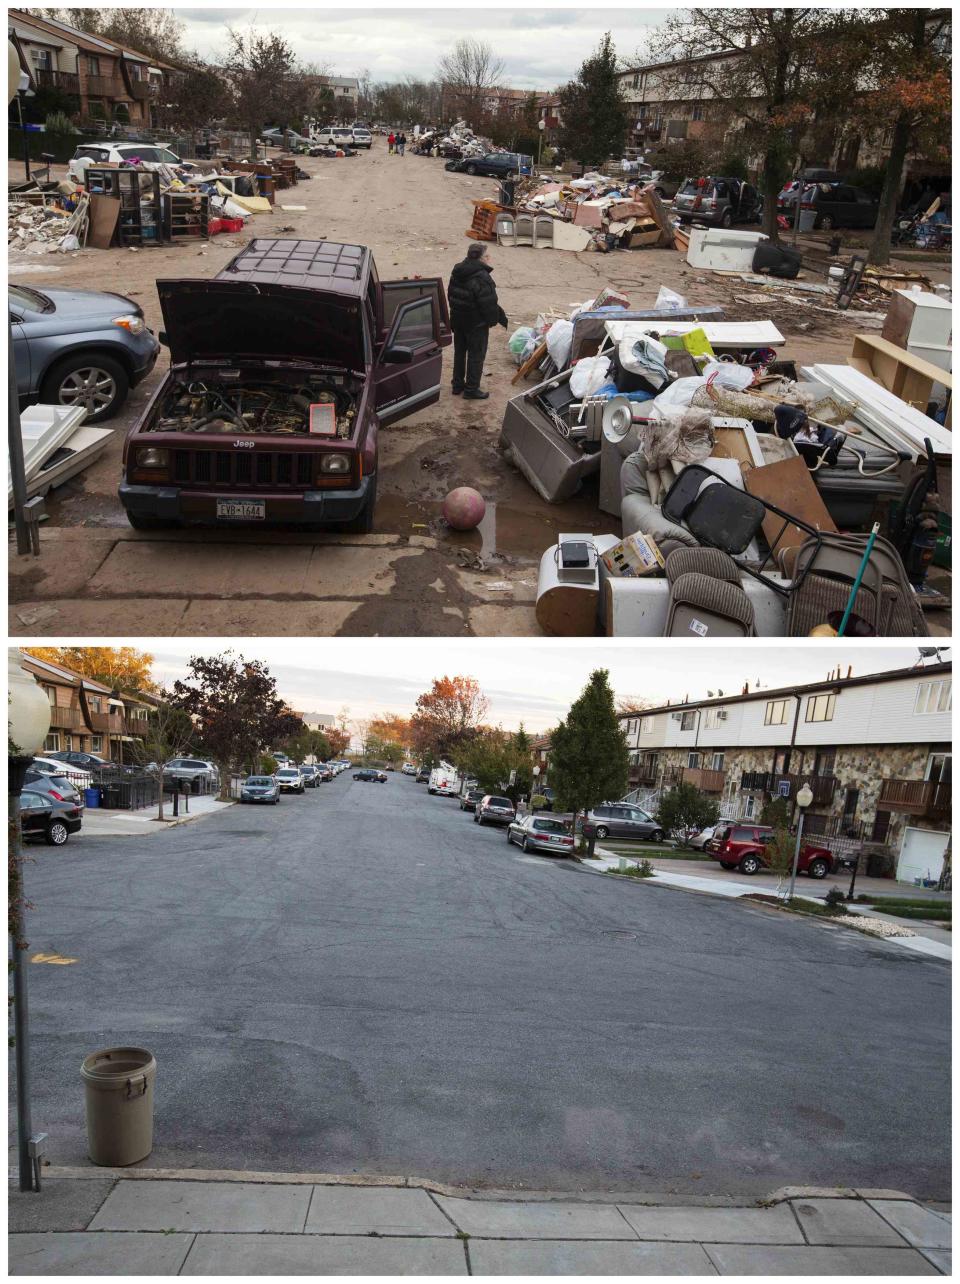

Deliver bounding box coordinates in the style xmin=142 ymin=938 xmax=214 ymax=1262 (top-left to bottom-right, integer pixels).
xmin=377 ymin=490 xmax=621 ymax=562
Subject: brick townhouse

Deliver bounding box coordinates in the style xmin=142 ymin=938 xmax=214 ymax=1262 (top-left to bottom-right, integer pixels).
xmin=619 ymin=661 xmax=952 ymax=885
xmin=21 ymin=654 xmax=156 ymax=763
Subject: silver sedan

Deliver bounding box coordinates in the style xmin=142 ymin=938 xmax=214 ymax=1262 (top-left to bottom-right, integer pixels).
xmin=506 ymin=814 xmax=574 ymax=856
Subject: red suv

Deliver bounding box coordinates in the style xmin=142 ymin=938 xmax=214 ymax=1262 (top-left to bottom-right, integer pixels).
xmin=706 ymin=824 xmax=834 ymax=879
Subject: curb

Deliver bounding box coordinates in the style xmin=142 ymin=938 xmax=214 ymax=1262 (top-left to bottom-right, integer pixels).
xmin=34 ymin=1167 xmax=920 ymax=1208
xmin=82 ymin=800 xmax=235 ymax=837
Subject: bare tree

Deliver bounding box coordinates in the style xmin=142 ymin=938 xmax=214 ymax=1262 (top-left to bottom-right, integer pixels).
xmin=223 ymin=28 xmax=315 ymax=155
xmin=130 ymin=699 xmax=195 ymax=822
xmin=437 ymin=38 xmax=505 ymax=128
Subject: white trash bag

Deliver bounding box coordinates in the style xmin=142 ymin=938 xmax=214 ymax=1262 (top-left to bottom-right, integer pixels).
xmin=569 ymin=355 xmax=611 ymax=399
xmin=654 ymin=285 xmax=687 ymax=312
xmin=545 ymin=319 xmax=574 ymax=369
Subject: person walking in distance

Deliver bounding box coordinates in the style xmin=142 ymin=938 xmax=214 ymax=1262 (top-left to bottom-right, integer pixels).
xmin=387 ymin=131 xmax=395 ymax=154
xmin=446 ymin=243 xmax=508 ymax=400
xmin=397 ymin=131 xmax=406 ymax=156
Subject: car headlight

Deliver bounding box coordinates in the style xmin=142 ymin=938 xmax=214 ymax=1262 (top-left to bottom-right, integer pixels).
xmin=137 ymin=447 xmax=169 ymax=468
xmin=320 ymin=454 xmax=351 ymax=474
xmin=113 ymin=314 xmax=146 ymax=334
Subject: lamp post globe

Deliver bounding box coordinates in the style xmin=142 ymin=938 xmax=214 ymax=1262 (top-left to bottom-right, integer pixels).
xmin=8 ymin=649 xmax=51 ymax=756
xmin=787 ymin=783 xmax=816 ymax=901
xmin=796 ymin=784 xmax=814 ymax=810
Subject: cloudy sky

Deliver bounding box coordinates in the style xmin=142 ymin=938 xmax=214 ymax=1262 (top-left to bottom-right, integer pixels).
xmin=178 ymin=5 xmax=671 ymax=90
xmin=144 ymin=642 xmax=940 ymax=734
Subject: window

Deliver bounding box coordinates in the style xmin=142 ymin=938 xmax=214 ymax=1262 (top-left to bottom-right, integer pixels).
xmin=43 ymin=685 xmax=56 ymax=706
xmin=692 ymin=101 xmax=705 ymax=121
xmin=640 ymin=716 xmax=654 ymax=733
xmin=871 ymin=810 xmax=891 ymax=843
xmin=915 ymin=679 xmax=951 ymax=714
xmin=129 ymin=707 xmax=148 ymax=722
xmin=680 ymin=711 xmax=696 ymax=731
xmin=842 ymin=788 xmax=859 ymax=826
xmin=805 ymin=693 xmax=836 ymax=723
xmin=774 ymin=749 xmax=791 ymax=775
xmin=711 ymin=752 xmax=725 ymax=771
xmin=44 ymin=732 xmax=60 ymax=752
xmin=764 ymin=699 xmax=789 ymax=725
xmin=86 ymin=56 xmax=100 ymax=75
xmin=91 ymin=736 xmax=103 ymax=752
xmin=65 ymin=735 xmax=73 ymax=751
xmin=744 ymin=796 xmax=755 ymax=818
xmin=88 ymin=695 xmax=101 ymax=712
xmin=814 ymin=748 xmax=835 ymax=776
xmin=926 ymin=753 xmax=951 ymax=784
xmin=31 ymin=49 xmax=52 ymax=70
xmin=687 ymin=752 xmax=701 ymax=769
xmin=704 ymin=708 xmax=726 ymax=729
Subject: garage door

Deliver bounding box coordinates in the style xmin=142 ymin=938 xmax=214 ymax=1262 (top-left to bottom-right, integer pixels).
xmin=897 ymin=827 xmax=950 ymax=885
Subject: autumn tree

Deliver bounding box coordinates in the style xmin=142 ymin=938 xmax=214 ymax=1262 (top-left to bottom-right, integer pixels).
xmin=24 ymin=646 xmax=156 ymax=693
xmin=559 ymin=33 xmax=629 ymax=167
xmin=326 ymin=726 xmax=350 ymax=758
xmin=170 ymin=653 xmax=303 ymax=799
xmin=369 ymin=714 xmax=414 ymax=753
xmin=41 ymin=7 xmax=187 ymax=64
xmin=649 ymin=8 xmax=875 ymax=241
xmin=437 ymin=38 xmax=505 ymax=127
xmin=129 ymin=698 xmax=195 ymax=822
xmin=224 ymin=28 xmax=317 ymax=155
xmin=550 ymin=670 xmax=630 ymax=827
xmin=859 ymin=9 xmax=951 ymax=265
xmin=411 ymin=676 xmax=489 ymax=764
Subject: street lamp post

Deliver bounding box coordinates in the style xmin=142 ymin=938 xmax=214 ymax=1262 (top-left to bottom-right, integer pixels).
xmin=8 ymin=649 xmax=52 ymax=1192
xmin=787 ymin=783 xmax=815 ymax=902
xmin=530 ymin=764 xmax=540 ymax=815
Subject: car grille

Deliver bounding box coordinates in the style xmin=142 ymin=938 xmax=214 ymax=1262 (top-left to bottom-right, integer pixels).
xmin=173 ymin=449 xmax=315 ymax=490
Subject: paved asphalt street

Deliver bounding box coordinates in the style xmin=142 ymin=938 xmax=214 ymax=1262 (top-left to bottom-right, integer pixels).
xmin=10 ymin=774 xmax=950 ymax=1197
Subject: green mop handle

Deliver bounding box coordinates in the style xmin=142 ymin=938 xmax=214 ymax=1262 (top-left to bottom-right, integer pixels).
xmin=837 ymin=523 xmax=880 ymax=637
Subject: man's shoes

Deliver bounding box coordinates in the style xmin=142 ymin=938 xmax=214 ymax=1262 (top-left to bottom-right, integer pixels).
xmin=463 ymin=390 xmax=490 ymax=400
xmin=451 ymin=386 xmax=464 ymax=396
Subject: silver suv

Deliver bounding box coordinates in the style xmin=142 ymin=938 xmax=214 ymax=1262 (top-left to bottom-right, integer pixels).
xmin=474 ymin=795 xmax=516 ymax=827
xmin=163 ymin=758 xmax=219 ymax=788
xmin=587 ymin=804 xmax=663 ymax=842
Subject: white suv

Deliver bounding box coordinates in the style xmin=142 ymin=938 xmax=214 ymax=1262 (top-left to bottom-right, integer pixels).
xmin=312 ymin=125 xmax=358 ymax=148
xmin=350 ymin=127 xmax=372 ymax=149
xmin=67 ymin=141 xmax=193 ymax=183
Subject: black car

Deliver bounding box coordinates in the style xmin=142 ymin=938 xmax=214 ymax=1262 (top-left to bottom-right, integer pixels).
xmin=48 ymin=749 xmax=112 ymax=771
xmin=416 ymin=768 xmax=430 ymax=783
xmin=19 ymin=789 xmax=83 ymax=845
xmin=459 ymin=789 xmax=484 ymax=812
xmin=23 ymin=769 xmax=84 ymax=811
xmin=353 ymin=768 xmax=386 ymax=782
xmin=445 ymin=152 xmax=532 ymax=178
xmin=778 ymin=182 xmax=879 ymax=230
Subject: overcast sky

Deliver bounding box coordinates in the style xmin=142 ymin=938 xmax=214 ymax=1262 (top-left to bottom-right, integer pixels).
xmin=144 ymin=643 xmax=941 ymax=734
xmin=178 ymin=5 xmax=671 ymax=90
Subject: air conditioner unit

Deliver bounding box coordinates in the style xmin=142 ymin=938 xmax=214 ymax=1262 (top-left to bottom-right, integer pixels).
xmin=718 ymin=711 xmax=729 ymax=721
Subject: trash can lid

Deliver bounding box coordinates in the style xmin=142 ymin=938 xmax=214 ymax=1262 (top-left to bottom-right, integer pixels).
xmin=81 ymin=1046 xmax=155 ymax=1081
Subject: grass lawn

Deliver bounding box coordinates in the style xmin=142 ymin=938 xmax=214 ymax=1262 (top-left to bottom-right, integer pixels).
xmin=858 ymin=895 xmax=951 ymax=910
xmin=599 ymin=843 xmax=709 ymax=861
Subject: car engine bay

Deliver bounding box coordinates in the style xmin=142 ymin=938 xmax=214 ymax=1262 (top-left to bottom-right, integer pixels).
xmin=150 ymin=373 xmax=360 ymax=438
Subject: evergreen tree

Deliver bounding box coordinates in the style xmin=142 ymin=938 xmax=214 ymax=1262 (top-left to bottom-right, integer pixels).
xmin=559 ymin=33 xmax=629 ymax=167
xmin=550 ymin=671 xmax=630 ymax=818
xmin=656 ymin=783 xmax=719 ymax=847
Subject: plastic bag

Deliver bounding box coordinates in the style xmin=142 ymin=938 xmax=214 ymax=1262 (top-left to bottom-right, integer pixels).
xmin=702 ymin=360 xmax=755 ymax=392
xmin=57 ymin=234 xmax=80 ymax=253
xmin=649 ymin=376 xmax=707 ymax=415
xmin=545 ymin=318 xmax=574 ymax=369
xmin=655 ymin=285 xmax=687 ymax=312
xmin=508 ymin=326 xmax=536 ymax=362
xmin=569 ymin=355 xmax=611 ymax=399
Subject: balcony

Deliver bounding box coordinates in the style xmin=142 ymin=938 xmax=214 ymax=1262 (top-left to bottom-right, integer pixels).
xmin=34 ymin=68 xmax=80 ymax=93
xmin=128 ymin=79 xmax=152 ymax=100
xmin=48 ymin=705 xmax=88 ymax=732
xmin=740 ymin=770 xmax=768 ymax=791
xmin=85 ymin=74 xmax=125 ymax=98
xmin=681 ymin=766 xmax=726 ymax=793
xmin=878 ymin=778 xmax=951 ymax=819
xmin=88 ymin=711 xmax=128 ymax=735
xmin=739 ymin=771 xmax=838 ymax=807
xmin=629 ymin=763 xmax=659 ymax=786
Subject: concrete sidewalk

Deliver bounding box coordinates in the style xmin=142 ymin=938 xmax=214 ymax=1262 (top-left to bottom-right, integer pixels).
xmin=586 ymin=850 xmax=953 ymax=963
xmin=81 ymin=796 xmax=233 ymax=838
xmin=8 ymin=1175 xmax=951 ymax=1275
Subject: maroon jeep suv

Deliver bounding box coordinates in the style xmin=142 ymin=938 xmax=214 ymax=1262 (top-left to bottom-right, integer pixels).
xmin=706 ymin=823 xmax=835 ymax=879
xmin=119 ymin=240 xmax=451 ymax=533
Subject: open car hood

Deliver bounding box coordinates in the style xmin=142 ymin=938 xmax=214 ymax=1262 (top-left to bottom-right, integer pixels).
xmin=157 ymin=279 xmax=366 ymax=369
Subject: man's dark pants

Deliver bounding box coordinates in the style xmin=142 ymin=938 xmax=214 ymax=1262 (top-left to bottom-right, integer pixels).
xmin=451 ymin=323 xmax=489 ymax=393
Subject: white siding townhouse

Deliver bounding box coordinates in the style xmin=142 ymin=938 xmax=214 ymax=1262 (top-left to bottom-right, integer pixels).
xmin=619 ymin=661 xmax=952 ymax=886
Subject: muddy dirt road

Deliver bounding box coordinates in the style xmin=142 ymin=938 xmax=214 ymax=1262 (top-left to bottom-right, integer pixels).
xmin=8 ymin=148 xmax=941 ymax=637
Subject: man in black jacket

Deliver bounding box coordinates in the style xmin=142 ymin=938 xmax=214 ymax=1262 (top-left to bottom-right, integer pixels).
xmin=446 ymin=243 xmax=508 ymax=400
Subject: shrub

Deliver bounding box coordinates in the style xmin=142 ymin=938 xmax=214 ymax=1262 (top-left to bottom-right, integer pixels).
xmin=824 ymin=887 xmax=847 ymax=910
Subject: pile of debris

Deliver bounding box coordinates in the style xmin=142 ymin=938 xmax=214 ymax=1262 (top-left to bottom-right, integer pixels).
xmin=8 ymin=188 xmax=90 ymax=254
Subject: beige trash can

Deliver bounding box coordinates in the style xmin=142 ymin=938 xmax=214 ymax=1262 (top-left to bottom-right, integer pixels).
xmin=81 ymin=1047 xmax=156 ymax=1166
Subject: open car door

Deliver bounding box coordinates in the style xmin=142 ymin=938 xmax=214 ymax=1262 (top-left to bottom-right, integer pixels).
xmin=374 ymin=282 xmax=450 ymax=427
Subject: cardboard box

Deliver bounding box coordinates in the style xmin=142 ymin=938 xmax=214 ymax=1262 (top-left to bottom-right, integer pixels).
xmin=600 ymin=531 xmax=664 ymax=577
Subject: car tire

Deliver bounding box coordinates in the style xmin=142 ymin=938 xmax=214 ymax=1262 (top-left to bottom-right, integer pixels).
xmin=595 ymin=825 xmax=609 ymax=840
xmin=650 ymin=829 xmax=664 ymax=843
xmin=41 ymin=353 xmax=129 ymax=424
xmin=807 ymin=858 xmax=830 ymax=879
xmin=720 ymin=208 xmax=734 ymax=228
xmin=465 ymin=163 xmax=478 ymax=175
xmin=818 ymin=213 xmax=834 ymax=230
xmin=739 ymin=854 xmax=762 ymax=876
xmin=521 ymin=835 xmax=530 ymax=852
xmin=46 ymin=820 xmax=69 ymax=846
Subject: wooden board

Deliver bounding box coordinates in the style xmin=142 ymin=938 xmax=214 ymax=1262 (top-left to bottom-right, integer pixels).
xmin=511 ymin=340 xmax=547 ymax=385
xmin=744 ymin=455 xmax=838 ymax=574
xmin=849 ymin=333 xmax=952 ymax=415
xmin=87 ymin=193 xmax=120 ymax=249
xmin=536 ymin=584 xmax=599 ymax=636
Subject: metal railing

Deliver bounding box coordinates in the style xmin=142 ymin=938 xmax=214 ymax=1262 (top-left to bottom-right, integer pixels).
xmin=878 ymin=778 xmax=951 ymax=817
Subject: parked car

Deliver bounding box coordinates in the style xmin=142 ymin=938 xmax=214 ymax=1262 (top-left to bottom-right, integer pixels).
xmin=402 ymin=763 xmax=417 ymax=775
xmin=673 ymin=176 xmax=761 ymax=227
xmin=47 ymin=749 xmax=111 ymax=772
xmin=119 ymin=239 xmax=451 ymax=533
xmin=459 ymin=789 xmax=484 ymax=812
xmin=18 ymin=789 xmax=82 ymax=845
xmin=36 ymin=754 xmax=95 ymax=788
xmin=275 ymin=767 xmax=305 ymax=794
xmin=531 ymin=787 xmax=556 ymax=812
xmin=474 ymin=795 xmax=516 ymax=826
xmin=777 ymin=182 xmax=879 ymax=230
xmin=353 ymin=768 xmax=386 ymax=782
xmin=445 ymin=152 xmax=532 ymax=177
xmin=299 ymin=765 xmax=320 ymax=788
xmin=507 ymin=814 xmax=574 ymax=856
xmin=416 ymin=768 xmax=430 ymax=783
xmin=11 ymin=283 xmax=160 ymax=424
xmin=23 ymin=769 xmax=84 ymax=811
xmin=689 ymin=825 xmax=717 ymax=850
xmin=642 ymin=169 xmax=681 ymax=201
xmin=312 ymin=125 xmax=359 ymax=148
xmin=240 ymin=775 xmax=280 ymax=804
xmin=706 ymin=823 xmax=835 ymax=878
xmin=587 ymin=804 xmax=664 ymax=842
xmin=66 ymin=141 xmax=194 ymax=184
xmin=351 ymin=128 xmax=373 ymax=149
xmin=163 ymin=758 xmax=219 ymax=788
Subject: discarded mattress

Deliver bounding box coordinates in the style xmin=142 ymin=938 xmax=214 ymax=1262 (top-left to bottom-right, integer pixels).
xmin=605 ymin=319 xmax=785 ymax=349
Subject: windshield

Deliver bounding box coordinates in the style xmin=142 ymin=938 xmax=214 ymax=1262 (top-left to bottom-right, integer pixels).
xmin=489 ymin=797 xmax=513 ymax=808
xmin=10 ymin=284 xmax=53 ymax=313
xmin=246 ymin=777 xmax=273 ymax=786
xmin=277 ymin=770 xmax=298 ymax=778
